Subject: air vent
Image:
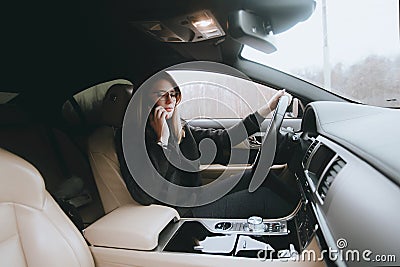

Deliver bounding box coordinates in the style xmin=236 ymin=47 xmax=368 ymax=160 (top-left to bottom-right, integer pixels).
xmin=303 ymin=140 xmax=319 ymax=166
xmin=318 ymin=156 xmax=346 ymax=202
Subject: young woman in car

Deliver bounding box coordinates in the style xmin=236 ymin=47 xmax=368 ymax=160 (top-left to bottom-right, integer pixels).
xmin=116 ymin=72 xmax=295 ymax=218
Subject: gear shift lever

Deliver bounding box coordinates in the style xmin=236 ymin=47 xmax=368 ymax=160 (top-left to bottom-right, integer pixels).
xmin=246 ymin=216 xmax=265 ymax=232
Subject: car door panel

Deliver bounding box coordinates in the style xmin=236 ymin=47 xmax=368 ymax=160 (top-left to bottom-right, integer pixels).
xmin=188 ymin=118 xmax=301 ymax=183
xmin=188 ymin=118 xmax=301 ymax=132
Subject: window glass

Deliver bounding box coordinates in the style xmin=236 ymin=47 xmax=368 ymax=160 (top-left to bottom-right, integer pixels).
xmin=0 ymin=92 xmax=19 ymax=104
xmin=169 ymin=70 xmax=277 ymax=120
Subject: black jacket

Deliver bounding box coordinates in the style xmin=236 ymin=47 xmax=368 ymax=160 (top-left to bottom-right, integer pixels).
xmin=115 ymin=112 xmax=264 ymax=206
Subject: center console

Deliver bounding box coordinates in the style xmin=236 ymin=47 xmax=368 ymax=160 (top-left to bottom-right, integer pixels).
xmin=161 ymin=217 xmax=294 ymax=258
xmin=159 ymin=199 xmax=316 ymax=260
xmin=83 ymin=200 xmax=323 ymax=267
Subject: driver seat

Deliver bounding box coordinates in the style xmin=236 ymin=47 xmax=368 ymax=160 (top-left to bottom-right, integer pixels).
xmin=88 ymin=84 xmax=139 ymax=214
xmin=0 ymin=147 xmax=94 ymax=267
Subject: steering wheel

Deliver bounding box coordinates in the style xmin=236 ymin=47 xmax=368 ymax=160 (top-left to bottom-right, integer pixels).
xmin=248 ymin=95 xmax=290 ymax=192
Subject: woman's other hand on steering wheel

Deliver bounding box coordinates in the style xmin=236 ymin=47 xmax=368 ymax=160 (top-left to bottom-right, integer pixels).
xmin=257 ymin=90 xmax=292 ymax=118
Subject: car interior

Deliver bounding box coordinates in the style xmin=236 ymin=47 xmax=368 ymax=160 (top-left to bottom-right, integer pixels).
xmin=1 ymin=0 xmax=399 ymax=267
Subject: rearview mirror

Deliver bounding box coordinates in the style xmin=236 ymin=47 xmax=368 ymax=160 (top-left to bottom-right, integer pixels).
xmin=228 ymin=10 xmax=277 ymax=54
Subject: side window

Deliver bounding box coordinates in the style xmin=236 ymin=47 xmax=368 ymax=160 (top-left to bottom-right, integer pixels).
xmin=0 ymin=92 xmax=19 ymax=104
xmin=62 ymin=79 xmax=132 ymax=126
xmin=169 ymin=70 xmax=300 ymax=120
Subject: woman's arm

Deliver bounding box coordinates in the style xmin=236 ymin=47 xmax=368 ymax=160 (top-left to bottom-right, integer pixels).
xmin=188 ymin=112 xmax=262 ymax=165
xmin=189 ymin=90 xmax=288 ymax=165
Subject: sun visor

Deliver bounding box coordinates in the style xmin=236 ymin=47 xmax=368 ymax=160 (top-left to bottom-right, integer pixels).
xmin=228 ymin=10 xmax=277 ymax=54
xmin=228 ymin=0 xmax=315 ymax=54
xmin=243 ymin=0 xmax=316 ymax=34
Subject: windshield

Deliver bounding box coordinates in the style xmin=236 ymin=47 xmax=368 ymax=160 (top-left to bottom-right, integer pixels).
xmin=241 ymin=0 xmax=400 ymax=108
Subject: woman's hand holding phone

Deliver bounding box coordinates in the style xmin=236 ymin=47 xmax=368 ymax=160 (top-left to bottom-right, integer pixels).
xmin=150 ymin=106 xmax=170 ymax=145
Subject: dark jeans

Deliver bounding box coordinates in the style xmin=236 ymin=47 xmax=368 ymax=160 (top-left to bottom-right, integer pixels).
xmin=185 ymin=170 xmax=295 ymax=219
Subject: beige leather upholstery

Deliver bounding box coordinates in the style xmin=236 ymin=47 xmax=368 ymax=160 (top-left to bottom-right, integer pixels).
xmin=88 ymin=84 xmax=138 ymax=214
xmin=84 ymin=204 xmax=179 ymax=251
xmin=0 ymin=147 xmax=94 ymax=267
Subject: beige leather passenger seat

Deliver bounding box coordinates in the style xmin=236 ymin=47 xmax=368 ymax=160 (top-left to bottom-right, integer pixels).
xmin=88 ymin=84 xmax=139 ymax=214
xmin=0 ymin=147 xmax=95 ymax=267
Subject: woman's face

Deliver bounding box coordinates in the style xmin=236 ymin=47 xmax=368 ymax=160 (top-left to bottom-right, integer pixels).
xmin=150 ymin=79 xmax=178 ymax=119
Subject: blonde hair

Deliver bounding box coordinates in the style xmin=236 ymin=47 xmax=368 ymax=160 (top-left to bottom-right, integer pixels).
xmin=168 ymin=98 xmax=185 ymax=143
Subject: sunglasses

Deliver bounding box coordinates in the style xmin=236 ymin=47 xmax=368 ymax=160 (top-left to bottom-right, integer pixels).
xmin=153 ymin=90 xmax=180 ymax=101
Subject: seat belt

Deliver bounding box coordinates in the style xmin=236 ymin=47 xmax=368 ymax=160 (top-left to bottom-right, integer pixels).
xmin=68 ymin=96 xmax=87 ymax=126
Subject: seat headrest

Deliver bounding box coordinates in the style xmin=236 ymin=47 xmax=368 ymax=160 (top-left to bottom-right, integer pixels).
xmin=102 ymin=84 xmax=134 ymax=127
xmin=0 ymin=147 xmax=45 ymax=209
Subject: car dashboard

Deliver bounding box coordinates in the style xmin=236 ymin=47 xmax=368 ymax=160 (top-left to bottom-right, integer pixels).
xmin=294 ymin=101 xmax=400 ymax=266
